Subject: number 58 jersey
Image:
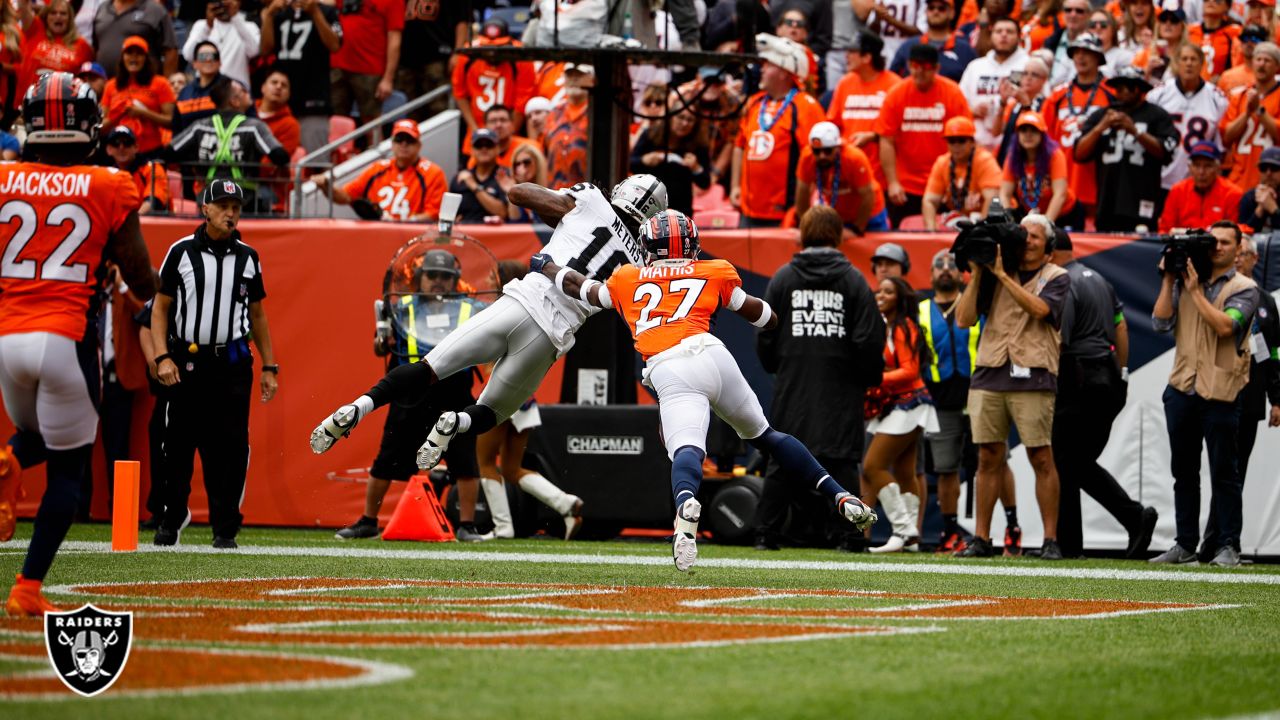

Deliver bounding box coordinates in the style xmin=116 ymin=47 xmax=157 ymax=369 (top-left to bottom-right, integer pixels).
xmin=606 ymin=259 xmax=742 ymax=360
xmin=0 ymin=162 xmax=141 ymax=340
xmin=503 ymin=183 xmax=646 ymax=355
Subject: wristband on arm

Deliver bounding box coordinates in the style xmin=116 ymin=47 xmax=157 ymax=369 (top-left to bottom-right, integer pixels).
xmin=752 ymin=302 xmax=773 ymax=328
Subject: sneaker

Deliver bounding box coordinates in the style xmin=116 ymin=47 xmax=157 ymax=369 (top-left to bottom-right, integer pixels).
xmin=0 ymin=445 xmax=23 ymax=543
xmin=563 ymin=497 xmax=584 ymax=541
xmin=310 ymin=404 xmax=361 ymax=454
xmin=1149 ymin=544 xmax=1199 ymax=565
xmin=416 ymin=411 xmax=458 ymax=470
xmin=6 ymin=575 xmax=56 ymax=617
xmin=955 ymin=536 xmax=994 ymax=558
xmin=212 ymin=536 xmax=239 ymax=549
xmin=334 ymin=517 xmax=380 ymax=540
xmin=1209 ymin=546 xmax=1241 ymax=568
xmin=455 ymin=524 xmax=494 ymax=542
xmin=1125 ymin=506 xmax=1158 ymax=559
xmin=1003 ymin=525 xmax=1023 ymax=557
xmin=153 ymin=528 xmax=179 ymax=546
xmin=835 ymin=492 xmax=877 ymax=531
xmin=938 ymin=530 xmax=969 ymax=554
xmin=1039 ymin=539 xmax=1063 ymax=561
xmin=672 ymin=498 xmax=701 ymax=572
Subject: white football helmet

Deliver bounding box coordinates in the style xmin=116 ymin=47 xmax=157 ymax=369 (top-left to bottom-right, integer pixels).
xmin=611 ymin=174 xmax=668 ymax=225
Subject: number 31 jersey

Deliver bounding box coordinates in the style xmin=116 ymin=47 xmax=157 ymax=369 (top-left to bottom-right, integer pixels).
xmin=606 ymin=259 xmax=742 ymax=360
xmin=503 ymin=183 xmax=646 ymax=355
xmin=0 ymin=162 xmax=140 ymax=340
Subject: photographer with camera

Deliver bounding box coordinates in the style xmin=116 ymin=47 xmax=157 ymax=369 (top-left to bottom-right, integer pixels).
xmin=953 ymin=210 xmax=1069 ymax=559
xmin=1150 ymin=221 xmax=1258 ymax=567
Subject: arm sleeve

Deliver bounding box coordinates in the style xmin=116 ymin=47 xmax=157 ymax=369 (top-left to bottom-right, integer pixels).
xmin=232 ymin=14 xmax=261 ymax=59
xmin=881 ymin=323 xmax=920 ymax=385
xmin=159 ymin=244 xmax=183 ymax=297
xmin=716 ymin=262 xmax=742 ymax=306
xmin=1038 ymin=273 xmax=1071 ymax=330
xmin=1225 ymin=286 xmax=1259 ymax=345
xmin=246 ymin=252 xmax=266 ymax=302
xmin=343 ymin=164 xmax=377 ymax=200
xmin=182 ymin=19 xmax=210 ymax=62
xmin=421 ymin=165 xmax=447 ymax=218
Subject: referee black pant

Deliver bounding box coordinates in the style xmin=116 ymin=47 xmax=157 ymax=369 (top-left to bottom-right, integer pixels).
xmin=159 ymin=355 xmax=253 ymax=539
xmin=1052 ymin=356 xmax=1143 ymax=557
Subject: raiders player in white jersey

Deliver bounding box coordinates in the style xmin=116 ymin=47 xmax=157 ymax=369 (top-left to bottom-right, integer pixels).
xmin=310 ymin=175 xmax=668 ymax=473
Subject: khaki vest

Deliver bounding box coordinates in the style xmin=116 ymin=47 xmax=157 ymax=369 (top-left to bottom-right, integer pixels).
xmin=975 ymin=263 xmax=1067 ymax=376
xmin=1168 ymin=272 xmax=1255 ymax=401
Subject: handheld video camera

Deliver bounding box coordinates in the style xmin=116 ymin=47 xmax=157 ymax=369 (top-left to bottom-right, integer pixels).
xmin=949 ymin=198 xmax=1026 ymax=276
xmin=1157 ymin=230 xmax=1216 ymax=280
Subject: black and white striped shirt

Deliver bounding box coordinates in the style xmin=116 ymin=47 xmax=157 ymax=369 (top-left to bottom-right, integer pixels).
xmin=158 ymin=226 xmax=266 ymax=345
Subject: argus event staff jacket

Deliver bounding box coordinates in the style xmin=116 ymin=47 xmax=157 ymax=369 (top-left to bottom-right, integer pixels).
xmin=757 ymin=247 xmax=884 ymax=459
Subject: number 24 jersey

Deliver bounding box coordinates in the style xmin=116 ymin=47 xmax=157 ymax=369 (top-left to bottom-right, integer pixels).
xmin=606 ymin=259 xmax=742 ymax=360
xmin=503 ymin=183 xmax=646 ymax=355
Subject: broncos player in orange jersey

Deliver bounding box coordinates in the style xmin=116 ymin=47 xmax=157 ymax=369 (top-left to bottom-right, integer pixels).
xmin=531 ymin=210 xmax=877 ymax=571
xmin=1 ymin=73 xmax=156 ymax=615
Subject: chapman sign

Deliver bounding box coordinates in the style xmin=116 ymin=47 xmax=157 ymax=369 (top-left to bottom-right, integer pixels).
xmin=566 ymin=435 xmax=644 ymax=455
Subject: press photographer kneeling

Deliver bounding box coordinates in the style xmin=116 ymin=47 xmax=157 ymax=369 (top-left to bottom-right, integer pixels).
xmin=953 ymin=206 xmax=1069 ymax=559
xmin=1150 ymin=221 xmax=1258 ymax=568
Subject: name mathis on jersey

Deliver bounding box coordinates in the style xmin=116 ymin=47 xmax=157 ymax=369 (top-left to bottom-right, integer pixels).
xmin=638 ymin=263 xmax=696 ymax=280
xmin=790 ymin=289 xmax=846 ymax=337
xmin=0 ymin=171 xmax=94 ymax=197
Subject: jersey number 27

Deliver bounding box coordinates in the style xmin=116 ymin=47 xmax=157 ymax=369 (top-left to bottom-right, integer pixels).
xmin=634 ymin=278 xmax=707 ymax=333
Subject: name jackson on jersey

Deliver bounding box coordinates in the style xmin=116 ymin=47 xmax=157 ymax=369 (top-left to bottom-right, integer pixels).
xmin=0 ymin=169 xmax=101 ymax=197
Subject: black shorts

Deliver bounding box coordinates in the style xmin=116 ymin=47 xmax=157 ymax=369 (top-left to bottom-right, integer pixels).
xmin=370 ymin=370 xmax=479 ymax=481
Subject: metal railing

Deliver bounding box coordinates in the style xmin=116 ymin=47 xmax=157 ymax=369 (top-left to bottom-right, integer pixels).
xmin=291 ymin=85 xmax=456 ymax=218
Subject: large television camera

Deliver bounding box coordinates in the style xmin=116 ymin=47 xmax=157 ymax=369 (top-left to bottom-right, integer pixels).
xmin=949 ymin=198 xmax=1026 ymax=276
xmin=1156 ymin=230 xmax=1216 ymax=280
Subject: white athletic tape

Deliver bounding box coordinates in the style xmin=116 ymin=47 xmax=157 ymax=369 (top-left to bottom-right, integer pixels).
xmin=751 ymin=302 xmax=772 ymax=328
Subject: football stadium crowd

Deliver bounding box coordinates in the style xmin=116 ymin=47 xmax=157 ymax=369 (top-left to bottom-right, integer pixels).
xmin=2 ymin=0 xmax=1280 ymax=620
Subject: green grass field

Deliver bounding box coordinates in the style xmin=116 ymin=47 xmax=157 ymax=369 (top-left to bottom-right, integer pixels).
xmin=3 ymin=522 xmax=1280 ymax=719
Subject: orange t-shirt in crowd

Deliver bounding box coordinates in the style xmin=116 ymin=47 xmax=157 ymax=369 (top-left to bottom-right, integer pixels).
xmin=544 ymin=99 xmax=590 ymax=189
xmin=1187 ymin=22 xmax=1242 ymax=79
xmin=342 ymin=158 xmax=448 ymax=220
xmin=797 ymin=144 xmax=886 ymax=222
xmin=101 ymin=76 xmax=178 ymax=155
xmin=1158 ymin=176 xmax=1244 ymax=231
xmin=0 ymin=162 xmax=141 ymax=341
xmin=1043 ymin=79 xmax=1113 ymax=205
xmin=1022 ymin=13 xmax=1064 ymax=53
xmin=534 ymin=61 xmax=566 ymax=105
xmin=1001 ymin=146 xmax=1076 ymax=215
xmin=827 ymin=69 xmax=902 ymax=186
xmin=923 ymin=146 xmax=1003 ymax=213
xmin=872 ymin=75 xmax=973 ymax=197
xmin=19 ymin=17 xmax=94 ymax=96
xmin=451 ymin=36 xmax=535 ymax=128
xmin=956 ymin=0 xmax=1024 ymax=28
xmin=1218 ymin=64 xmax=1254 ymax=95
xmin=605 ymin=259 xmax=742 ymax=360
xmin=1220 ymin=83 xmax=1280 ymax=190
xmin=735 ymin=89 xmax=826 ymax=220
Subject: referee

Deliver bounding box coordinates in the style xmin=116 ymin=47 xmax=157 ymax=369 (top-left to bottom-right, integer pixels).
xmin=150 ymin=180 xmax=279 ymax=549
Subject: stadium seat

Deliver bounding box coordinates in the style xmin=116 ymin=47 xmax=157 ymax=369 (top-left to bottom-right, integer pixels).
xmin=897 ymin=215 xmax=927 ymax=231
xmin=695 ymin=208 xmax=740 ymax=230
xmin=692 ymin=185 xmax=726 ymax=214
xmin=329 ymin=116 xmax=357 ymax=163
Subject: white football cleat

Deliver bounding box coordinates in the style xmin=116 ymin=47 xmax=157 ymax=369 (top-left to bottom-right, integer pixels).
xmin=672 ymin=498 xmax=701 ymax=572
xmin=310 ymin=404 xmax=361 ymax=454
xmin=836 ymin=492 xmax=877 ymax=531
xmin=416 ymin=411 xmax=459 ymax=470
xmin=563 ymin=496 xmax=584 ymax=541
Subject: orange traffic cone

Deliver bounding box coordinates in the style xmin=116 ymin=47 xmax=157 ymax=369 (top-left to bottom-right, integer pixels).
xmin=381 ymin=475 xmax=455 ymax=542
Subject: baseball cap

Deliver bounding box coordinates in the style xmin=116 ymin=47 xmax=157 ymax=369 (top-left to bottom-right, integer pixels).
xmin=944 ymin=116 xmax=976 ymax=139
xmin=808 ymin=121 xmax=842 ymax=149
xmin=1249 ymin=0 xmax=1275 ymax=6
xmin=472 ymin=128 xmax=499 ymax=147
xmin=872 ymin=242 xmax=911 ymax=273
xmin=122 ymin=35 xmax=150 ymax=54
xmin=201 ymin=179 xmax=245 ymax=206
xmin=76 ymin=62 xmax=107 ymax=80
xmin=1106 ymin=65 xmax=1154 ymax=92
xmin=106 ymin=126 xmax=136 ymax=145
xmin=1242 ymin=24 xmax=1269 ymax=42
xmin=908 ymin=42 xmax=941 ymax=66
xmin=1016 ymin=111 xmax=1048 ymax=134
xmin=524 ymin=96 xmax=553 ymax=115
xmin=1259 ymin=146 xmax=1280 ymax=168
xmin=1067 ymin=33 xmax=1106 ymax=59
xmin=420 ymin=249 xmax=460 ymax=277
xmin=756 ymin=33 xmax=809 ymax=79
xmin=1157 ymin=0 xmax=1186 ymax=22
xmin=1188 ymin=141 xmax=1221 ymax=160
xmin=391 ymin=118 xmax=420 ymax=140
xmin=482 ymin=17 xmax=509 ymax=38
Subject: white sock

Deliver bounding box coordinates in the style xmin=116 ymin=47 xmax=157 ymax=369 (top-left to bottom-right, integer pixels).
xmin=456 ymin=411 xmax=472 ymax=433
xmin=353 ymin=395 xmax=374 ymax=417
xmin=480 ymin=477 xmax=514 ymax=538
xmin=518 ymin=473 xmax=576 ymax=516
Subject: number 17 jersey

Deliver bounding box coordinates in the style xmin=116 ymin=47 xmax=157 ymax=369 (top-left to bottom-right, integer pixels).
xmin=503 ymin=183 xmax=646 ymax=355
xmin=606 ymin=259 xmax=742 ymax=360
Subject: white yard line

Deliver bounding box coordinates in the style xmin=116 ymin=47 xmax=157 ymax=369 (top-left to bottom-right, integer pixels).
xmin=9 ymin=540 xmax=1280 ymax=586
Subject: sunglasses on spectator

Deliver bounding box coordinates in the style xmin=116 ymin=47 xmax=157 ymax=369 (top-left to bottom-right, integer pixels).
xmin=945 ymin=137 xmax=971 ymax=144
xmin=1089 ymin=20 xmax=1110 ymax=28
xmin=513 ymin=158 xmax=533 ymax=167
xmin=933 ymin=256 xmax=959 ymax=270
xmin=392 ymin=134 xmax=417 ymax=144
xmin=108 ymin=138 xmax=136 ymax=148
xmin=782 ymin=18 xmax=806 ymax=27
xmin=196 ymin=51 xmax=220 ymax=61
xmin=1262 ymin=165 xmax=1280 ymax=172
xmin=813 ymin=147 xmax=837 ymax=155
xmin=1064 ymin=6 xmax=1089 ymax=13
xmin=472 ymin=141 xmax=497 ymax=150
xmin=423 ymin=271 xmax=455 ymax=281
